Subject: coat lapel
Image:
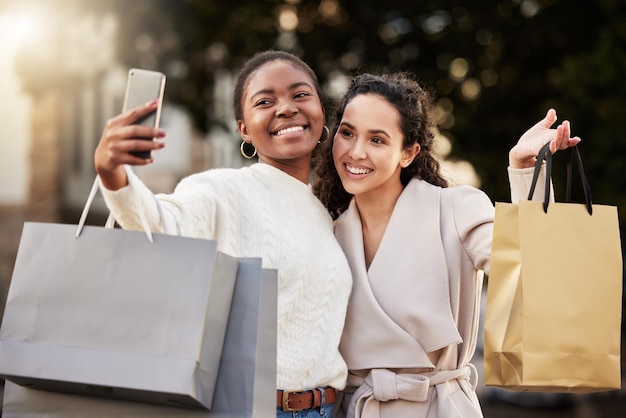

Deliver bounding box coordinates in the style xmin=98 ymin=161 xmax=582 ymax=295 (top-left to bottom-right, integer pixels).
xmin=336 ymin=179 xmax=462 ymax=358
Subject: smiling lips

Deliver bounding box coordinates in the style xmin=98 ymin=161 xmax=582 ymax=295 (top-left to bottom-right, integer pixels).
xmin=346 ymin=164 xmax=372 ymax=175
xmin=274 ymin=125 xmax=305 ymax=136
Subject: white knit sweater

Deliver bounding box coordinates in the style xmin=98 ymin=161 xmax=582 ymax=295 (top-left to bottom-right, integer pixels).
xmin=100 ymin=163 xmax=353 ymax=391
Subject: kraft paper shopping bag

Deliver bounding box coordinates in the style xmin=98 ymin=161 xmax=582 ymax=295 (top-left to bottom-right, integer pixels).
xmin=2 ymin=258 xmax=278 ymax=418
xmin=484 ymin=143 xmax=623 ymax=393
xmin=0 ymin=175 xmax=238 ymax=409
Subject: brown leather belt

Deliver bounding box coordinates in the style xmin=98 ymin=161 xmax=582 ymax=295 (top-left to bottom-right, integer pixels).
xmin=276 ymin=387 xmax=337 ymax=412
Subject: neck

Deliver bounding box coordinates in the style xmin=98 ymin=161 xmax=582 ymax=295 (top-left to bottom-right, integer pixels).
xmin=259 ymin=156 xmax=312 ymax=184
xmin=354 ymin=183 xmax=403 ymax=229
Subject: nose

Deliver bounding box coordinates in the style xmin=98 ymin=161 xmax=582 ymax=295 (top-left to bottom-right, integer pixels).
xmin=348 ymin=138 xmax=367 ymax=160
xmin=276 ymin=98 xmax=297 ymax=117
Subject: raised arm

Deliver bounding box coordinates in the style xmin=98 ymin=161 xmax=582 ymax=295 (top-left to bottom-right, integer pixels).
xmin=94 ymin=99 xmax=166 ymax=190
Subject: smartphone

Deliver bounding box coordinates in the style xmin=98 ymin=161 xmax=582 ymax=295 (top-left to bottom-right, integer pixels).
xmin=122 ymin=68 xmax=166 ymax=159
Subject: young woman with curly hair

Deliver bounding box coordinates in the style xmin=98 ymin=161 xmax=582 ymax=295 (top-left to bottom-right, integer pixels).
xmin=313 ymin=72 xmax=579 ymax=418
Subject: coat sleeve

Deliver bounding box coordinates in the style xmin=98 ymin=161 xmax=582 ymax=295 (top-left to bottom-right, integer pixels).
xmin=448 ymin=186 xmax=495 ymax=274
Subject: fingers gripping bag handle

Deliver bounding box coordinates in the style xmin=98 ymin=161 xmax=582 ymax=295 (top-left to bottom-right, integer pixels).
xmin=527 ymin=141 xmax=593 ymax=214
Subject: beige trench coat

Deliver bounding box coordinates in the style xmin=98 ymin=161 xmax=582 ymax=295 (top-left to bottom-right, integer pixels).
xmin=334 ymin=179 xmax=494 ymax=418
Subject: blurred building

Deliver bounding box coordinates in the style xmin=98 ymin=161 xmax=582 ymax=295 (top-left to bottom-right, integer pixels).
xmin=0 ymin=8 xmax=244 ymax=322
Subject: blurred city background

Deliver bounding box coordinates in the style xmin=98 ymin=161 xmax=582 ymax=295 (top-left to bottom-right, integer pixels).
xmin=0 ymin=0 xmax=625 ymax=416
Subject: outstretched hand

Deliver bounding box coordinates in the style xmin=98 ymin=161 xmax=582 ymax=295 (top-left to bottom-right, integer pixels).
xmin=94 ymin=100 xmax=166 ymax=190
xmin=509 ymin=109 xmax=581 ymax=169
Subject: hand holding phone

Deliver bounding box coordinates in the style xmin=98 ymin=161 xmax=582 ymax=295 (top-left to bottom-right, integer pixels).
xmin=122 ymin=68 xmax=166 ymax=159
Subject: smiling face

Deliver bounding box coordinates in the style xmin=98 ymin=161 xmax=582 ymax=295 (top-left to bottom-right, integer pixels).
xmin=332 ymin=93 xmax=419 ymax=200
xmin=237 ymin=60 xmax=325 ymax=174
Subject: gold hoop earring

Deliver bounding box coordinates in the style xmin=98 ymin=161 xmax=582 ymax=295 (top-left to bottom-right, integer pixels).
xmin=318 ymin=125 xmax=330 ymax=144
xmin=240 ymin=140 xmax=257 ymax=159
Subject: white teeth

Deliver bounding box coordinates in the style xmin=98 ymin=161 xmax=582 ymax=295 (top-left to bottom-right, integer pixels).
xmin=346 ymin=165 xmax=371 ymax=175
xmin=275 ymin=126 xmax=304 ymax=136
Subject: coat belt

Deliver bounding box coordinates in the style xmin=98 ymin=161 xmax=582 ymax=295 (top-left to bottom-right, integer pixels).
xmin=348 ymin=365 xmax=477 ymax=418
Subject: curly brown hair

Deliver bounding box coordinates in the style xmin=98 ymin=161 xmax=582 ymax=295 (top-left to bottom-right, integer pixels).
xmin=312 ymin=72 xmax=448 ymax=219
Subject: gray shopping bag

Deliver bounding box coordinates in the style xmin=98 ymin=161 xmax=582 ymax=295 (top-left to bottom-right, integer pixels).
xmin=2 ymin=257 xmax=278 ymax=418
xmin=0 ymin=221 xmax=237 ymax=409
xmin=0 ymin=172 xmax=240 ymax=409
xmin=210 ymin=258 xmax=277 ymax=417
xmin=0 ymin=219 xmax=238 ymax=408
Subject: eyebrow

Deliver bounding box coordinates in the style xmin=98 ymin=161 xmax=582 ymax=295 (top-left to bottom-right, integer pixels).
xmin=249 ymin=82 xmax=314 ymax=100
xmin=340 ymin=121 xmax=390 ymax=137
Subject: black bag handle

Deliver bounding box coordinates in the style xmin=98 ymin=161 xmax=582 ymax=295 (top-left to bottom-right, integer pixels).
xmin=526 ymin=141 xmax=593 ymax=215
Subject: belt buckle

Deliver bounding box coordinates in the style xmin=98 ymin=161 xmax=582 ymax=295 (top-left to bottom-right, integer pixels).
xmin=281 ymin=389 xmax=298 ymax=412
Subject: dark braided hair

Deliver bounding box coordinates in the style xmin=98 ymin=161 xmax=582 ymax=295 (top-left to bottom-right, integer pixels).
xmin=313 ymin=72 xmax=448 ymax=219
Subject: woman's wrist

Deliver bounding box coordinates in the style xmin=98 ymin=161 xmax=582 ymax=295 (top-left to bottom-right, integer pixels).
xmin=97 ymin=166 xmax=129 ymax=191
xmin=508 ymin=148 xmax=536 ymax=169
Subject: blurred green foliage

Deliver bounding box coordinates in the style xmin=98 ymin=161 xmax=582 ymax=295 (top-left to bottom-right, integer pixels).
xmin=97 ymin=0 xmax=625 ymax=207
xmin=7 ymin=0 xmax=626 ymax=215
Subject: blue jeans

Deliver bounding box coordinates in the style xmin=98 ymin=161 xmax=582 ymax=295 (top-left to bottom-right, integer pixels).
xmin=276 ymin=403 xmax=334 ymax=418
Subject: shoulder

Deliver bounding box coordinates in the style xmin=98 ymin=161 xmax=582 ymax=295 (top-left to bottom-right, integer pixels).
xmin=183 ymin=166 xmax=248 ymax=182
xmin=175 ymin=166 xmax=253 ymax=191
xmin=441 ymin=184 xmax=492 ymax=204
xmin=441 ymin=185 xmax=494 ymax=229
xmin=403 ymin=178 xmax=491 ymax=206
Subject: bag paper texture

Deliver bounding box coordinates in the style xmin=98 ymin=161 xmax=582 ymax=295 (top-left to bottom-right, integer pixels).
xmin=485 ymin=198 xmax=622 ymax=392
xmin=0 ymin=222 xmax=238 ymax=409
xmin=2 ymin=257 xmax=277 ymax=417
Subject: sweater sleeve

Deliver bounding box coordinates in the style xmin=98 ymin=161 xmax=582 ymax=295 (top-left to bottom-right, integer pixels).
xmin=98 ymin=167 xmax=170 ymax=233
xmin=507 ymin=162 xmax=554 ymax=203
xmin=99 ymin=166 xmax=219 ymax=239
